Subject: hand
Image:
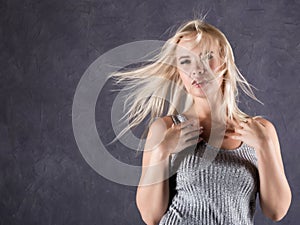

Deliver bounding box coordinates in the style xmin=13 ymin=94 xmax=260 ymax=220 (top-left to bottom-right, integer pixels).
xmin=226 ymin=117 xmax=270 ymax=151
xmin=160 ymin=119 xmax=204 ymax=155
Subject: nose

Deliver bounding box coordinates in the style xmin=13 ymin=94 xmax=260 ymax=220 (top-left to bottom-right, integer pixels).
xmin=191 ymin=61 xmax=206 ymax=79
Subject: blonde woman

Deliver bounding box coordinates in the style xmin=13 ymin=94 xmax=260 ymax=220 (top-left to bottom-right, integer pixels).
xmin=110 ymin=19 xmax=291 ymax=224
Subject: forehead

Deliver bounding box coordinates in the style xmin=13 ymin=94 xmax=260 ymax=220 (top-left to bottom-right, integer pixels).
xmin=175 ymin=33 xmax=219 ymax=56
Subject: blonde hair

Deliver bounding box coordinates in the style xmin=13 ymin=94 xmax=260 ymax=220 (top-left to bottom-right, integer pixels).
xmin=109 ymin=19 xmax=264 ymax=147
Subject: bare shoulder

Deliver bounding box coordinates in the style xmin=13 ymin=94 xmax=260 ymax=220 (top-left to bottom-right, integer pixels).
xmin=143 ymin=116 xmax=173 ymax=152
xmin=252 ymin=116 xmax=282 ymax=156
xmin=252 ymin=116 xmax=276 ymax=130
xmin=149 ymin=115 xmax=174 ymax=132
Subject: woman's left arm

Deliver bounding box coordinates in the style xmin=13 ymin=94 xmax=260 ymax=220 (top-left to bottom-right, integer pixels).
xmin=228 ymin=117 xmax=292 ymax=222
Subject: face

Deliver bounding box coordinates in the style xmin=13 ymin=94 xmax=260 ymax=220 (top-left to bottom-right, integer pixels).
xmin=175 ymin=33 xmax=225 ymax=98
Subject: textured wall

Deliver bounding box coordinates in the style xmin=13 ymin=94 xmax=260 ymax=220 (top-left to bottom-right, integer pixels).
xmin=0 ymin=0 xmax=299 ymax=224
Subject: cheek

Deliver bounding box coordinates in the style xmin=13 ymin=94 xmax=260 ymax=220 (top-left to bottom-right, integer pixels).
xmin=178 ymin=72 xmax=191 ymax=90
xmin=177 ymin=66 xmax=191 ymax=76
xmin=178 ymin=67 xmax=189 ymax=82
xmin=209 ymin=60 xmax=218 ymax=71
xmin=209 ymin=58 xmax=225 ymax=72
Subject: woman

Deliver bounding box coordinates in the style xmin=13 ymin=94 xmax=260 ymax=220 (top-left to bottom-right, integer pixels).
xmin=110 ymin=19 xmax=291 ymax=224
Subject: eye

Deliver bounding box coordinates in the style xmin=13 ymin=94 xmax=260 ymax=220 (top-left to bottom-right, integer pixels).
xmin=180 ymin=59 xmax=191 ymax=65
xmin=207 ymin=51 xmax=213 ymax=59
xmin=201 ymin=51 xmax=214 ymax=61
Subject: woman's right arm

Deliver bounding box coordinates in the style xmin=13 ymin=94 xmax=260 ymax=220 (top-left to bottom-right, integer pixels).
xmin=136 ymin=117 xmax=202 ymax=225
xmin=136 ymin=117 xmax=172 ymax=225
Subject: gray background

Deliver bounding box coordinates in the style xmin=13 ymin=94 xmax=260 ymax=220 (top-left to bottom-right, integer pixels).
xmin=0 ymin=0 xmax=299 ymax=224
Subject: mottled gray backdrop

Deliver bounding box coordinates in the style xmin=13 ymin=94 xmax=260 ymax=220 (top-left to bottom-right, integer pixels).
xmin=0 ymin=0 xmax=299 ymax=224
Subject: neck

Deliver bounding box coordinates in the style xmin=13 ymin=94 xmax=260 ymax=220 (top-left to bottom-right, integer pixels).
xmin=190 ymin=98 xmax=211 ymax=119
xmin=187 ymin=91 xmax=224 ymax=121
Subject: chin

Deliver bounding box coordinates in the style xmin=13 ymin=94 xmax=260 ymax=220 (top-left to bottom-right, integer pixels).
xmin=188 ymin=89 xmax=207 ymax=98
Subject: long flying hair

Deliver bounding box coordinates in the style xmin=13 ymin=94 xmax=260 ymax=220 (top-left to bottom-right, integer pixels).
xmin=109 ymin=19 xmax=264 ymax=147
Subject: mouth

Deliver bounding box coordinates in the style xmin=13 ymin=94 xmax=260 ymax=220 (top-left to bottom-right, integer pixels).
xmin=191 ymin=79 xmax=207 ymax=88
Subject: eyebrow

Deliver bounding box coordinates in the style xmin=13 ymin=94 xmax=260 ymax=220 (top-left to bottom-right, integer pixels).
xmin=178 ymin=51 xmax=214 ymax=60
xmin=178 ymin=56 xmax=191 ymax=60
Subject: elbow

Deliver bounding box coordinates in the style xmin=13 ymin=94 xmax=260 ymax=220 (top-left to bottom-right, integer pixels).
xmin=265 ymin=205 xmax=290 ymax=222
xmin=263 ymin=189 xmax=292 ymax=222
xmin=268 ymin=204 xmax=291 ymax=222
xmin=269 ymin=212 xmax=287 ymax=222
xmin=136 ymin=195 xmax=162 ymax=225
xmin=140 ymin=213 xmax=161 ymax=225
xmin=271 ymin=190 xmax=293 ymax=222
xmin=137 ymin=205 xmax=162 ymax=225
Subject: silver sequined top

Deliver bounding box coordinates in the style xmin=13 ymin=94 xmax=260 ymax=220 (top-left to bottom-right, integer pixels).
xmin=158 ymin=114 xmax=259 ymax=225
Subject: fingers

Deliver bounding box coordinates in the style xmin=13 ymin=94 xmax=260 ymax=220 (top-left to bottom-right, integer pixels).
xmin=181 ymin=127 xmax=203 ymax=140
xmin=227 ymin=134 xmax=242 ymax=140
xmin=226 ymin=118 xmax=248 ymax=132
xmin=239 ymin=118 xmax=255 ymax=130
xmin=174 ymin=120 xmax=204 ymax=150
xmin=183 ymin=128 xmax=203 ymax=139
xmin=226 ymin=120 xmax=248 ymax=140
xmin=225 ymin=132 xmax=242 ymax=139
xmin=177 ymin=119 xmax=199 ymax=130
xmin=184 ymin=136 xmax=203 ymax=149
xmin=239 ymin=118 xmax=248 ymax=125
xmin=230 ymin=118 xmax=244 ymax=129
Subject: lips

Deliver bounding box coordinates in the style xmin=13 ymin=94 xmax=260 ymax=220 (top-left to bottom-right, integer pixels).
xmin=191 ymin=79 xmax=207 ymax=87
